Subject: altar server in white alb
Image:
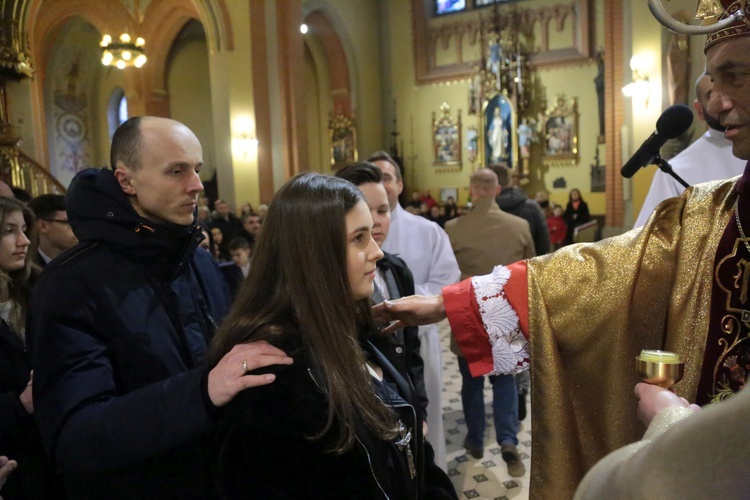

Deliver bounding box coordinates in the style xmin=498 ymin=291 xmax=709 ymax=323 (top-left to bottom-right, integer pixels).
xmin=635 ymin=71 xmax=746 ymax=227
xmin=368 ymin=151 xmax=460 ymax=470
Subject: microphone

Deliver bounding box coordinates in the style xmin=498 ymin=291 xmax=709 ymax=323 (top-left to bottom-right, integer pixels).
xmin=620 ymin=104 xmax=693 ymax=178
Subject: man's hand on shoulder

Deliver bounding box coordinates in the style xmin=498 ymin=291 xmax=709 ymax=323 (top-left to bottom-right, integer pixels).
xmin=0 ymin=455 xmax=17 ymax=495
xmin=208 ymin=342 xmax=293 ymax=407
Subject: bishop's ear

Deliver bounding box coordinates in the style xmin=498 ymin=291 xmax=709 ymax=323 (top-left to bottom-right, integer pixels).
xmin=113 ymin=166 xmax=136 ymax=195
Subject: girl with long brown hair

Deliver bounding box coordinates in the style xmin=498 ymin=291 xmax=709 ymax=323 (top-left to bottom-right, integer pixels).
xmin=210 ymin=173 xmax=455 ymax=499
xmin=0 ymin=196 xmax=58 ymax=497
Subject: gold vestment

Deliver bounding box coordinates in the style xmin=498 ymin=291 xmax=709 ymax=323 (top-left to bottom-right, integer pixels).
xmin=526 ymin=178 xmax=736 ymax=498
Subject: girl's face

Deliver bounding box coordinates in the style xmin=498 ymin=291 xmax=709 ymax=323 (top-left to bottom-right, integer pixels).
xmin=0 ymin=211 xmax=30 ymax=273
xmin=210 ymin=227 xmax=223 ymax=244
xmin=345 ymin=200 xmax=383 ymax=301
xmin=199 ymin=230 xmax=211 ymax=251
xmin=571 ymin=190 xmax=580 ymax=201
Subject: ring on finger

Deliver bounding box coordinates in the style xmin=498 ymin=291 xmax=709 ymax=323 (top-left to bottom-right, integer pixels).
xmin=242 ymin=359 xmax=248 ymax=373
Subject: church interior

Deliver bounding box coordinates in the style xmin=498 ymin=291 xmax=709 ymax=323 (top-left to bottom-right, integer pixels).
xmin=0 ymin=1 xmax=733 ymax=498
xmin=1 ymin=0 xmax=715 ymax=232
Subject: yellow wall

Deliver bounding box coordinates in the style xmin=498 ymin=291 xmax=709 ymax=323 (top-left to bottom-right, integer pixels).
xmin=207 ymin=0 xmax=260 ymax=209
xmin=167 ymin=30 xmax=217 ymax=182
xmin=627 ymin=0 xmax=714 ymax=225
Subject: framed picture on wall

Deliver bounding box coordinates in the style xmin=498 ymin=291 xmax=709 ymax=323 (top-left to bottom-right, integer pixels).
xmin=439 ymin=187 xmax=458 ymax=204
xmin=432 ymin=103 xmax=462 ymax=167
xmin=542 ymin=96 xmax=578 ymax=166
xmin=482 ymin=93 xmax=515 ymax=168
xmin=329 ymin=113 xmax=358 ymax=169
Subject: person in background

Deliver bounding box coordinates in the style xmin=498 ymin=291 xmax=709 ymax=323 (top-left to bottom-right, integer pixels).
xmin=444 ymin=196 xmax=459 ymax=220
xmin=239 ymin=202 xmax=254 ymax=219
xmin=210 ymin=199 xmax=242 ymax=240
xmin=0 ymin=197 xmax=60 ymax=498
xmin=27 ymin=194 xmax=78 ymax=268
xmin=256 ymin=204 xmax=269 ymax=221
xmin=210 ymin=226 xmax=231 ymax=262
xmin=492 ymin=164 xmax=550 ymax=256
xmin=228 ymin=237 xmax=252 ymax=278
xmin=547 ymin=203 xmax=567 ymax=251
xmin=368 ymin=150 xmax=460 ymax=470
xmin=444 ymin=169 xmax=534 ymax=475
xmin=234 ymin=213 xmax=261 ymax=246
xmin=562 ymin=188 xmax=590 ymax=245
xmin=634 ymin=71 xmax=746 ymax=228
xmin=406 ymin=191 xmax=422 ymax=210
xmin=196 ymin=205 xmax=211 ymax=226
xmin=210 ymin=173 xmax=456 ymax=499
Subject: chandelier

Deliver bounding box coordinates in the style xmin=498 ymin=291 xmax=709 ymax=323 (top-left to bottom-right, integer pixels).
xmin=100 ymin=34 xmax=147 ymax=69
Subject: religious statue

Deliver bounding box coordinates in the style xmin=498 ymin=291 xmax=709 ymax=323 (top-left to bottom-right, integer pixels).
xmin=486 ymin=36 xmax=503 ymax=90
xmin=517 ymin=118 xmax=534 ymax=159
xmin=488 ymin=107 xmax=508 ymax=161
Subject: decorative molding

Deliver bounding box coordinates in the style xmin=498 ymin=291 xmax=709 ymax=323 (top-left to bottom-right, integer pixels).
xmin=413 ymin=0 xmax=594 ymax=85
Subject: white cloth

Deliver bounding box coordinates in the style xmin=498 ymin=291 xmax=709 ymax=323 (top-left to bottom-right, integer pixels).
xmin=382 ymin=204 xmax=460 ymax=470
xmin=634 ymin=129 xmax=745 ymax=228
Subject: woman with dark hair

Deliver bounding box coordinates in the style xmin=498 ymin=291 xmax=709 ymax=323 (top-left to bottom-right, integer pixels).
xmin=563 ymin=188 xmax=591 ymax=245
xmin=210 ymin=173 xmax=455 ymax=499
xmin=0 ymin=196 xmax=58 ymax=497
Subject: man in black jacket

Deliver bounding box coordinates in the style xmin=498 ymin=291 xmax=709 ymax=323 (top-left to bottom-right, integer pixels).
xmin=491 ymin=163 xmax=550 ymax=256
xmin=31 ymin=116 xmax=292 ymax=499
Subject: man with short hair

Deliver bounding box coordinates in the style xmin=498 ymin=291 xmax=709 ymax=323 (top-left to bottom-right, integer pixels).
xmin=234 ymin=212 xmax=261 ymax=245
xmin=368 ymin=150 xmax=460 ymax=470
xmin=635 ymin=71 xmax=746 ymax=227
xmin=444 ymin=169 xmax=535 ymax=476
xmin=32 ymin=116 xmax=292 ymax=498
xmin=210 ymin=198 xmax=242 ymax=239
xmin=491 ymin=163 xmax=550 ymax=255
xmin=27 ymin=194 xmax=78 ymax=267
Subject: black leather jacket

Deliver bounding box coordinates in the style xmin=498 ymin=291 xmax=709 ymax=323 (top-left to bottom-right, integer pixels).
xmin=213 ymin=338 xmax=456 ymax=499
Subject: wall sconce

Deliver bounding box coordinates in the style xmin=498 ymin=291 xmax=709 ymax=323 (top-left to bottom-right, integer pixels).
xmin=622 ymin=55 xmax=652 ymax=106
xmin=233 ymin=133 xmax=259 ymax=158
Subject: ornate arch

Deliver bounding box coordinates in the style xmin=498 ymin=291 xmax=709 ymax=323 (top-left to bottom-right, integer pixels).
xmin=23 ymin=0 xmax=234 ymax=162
xmin=302 ymin=9 xmax=354 ymax=117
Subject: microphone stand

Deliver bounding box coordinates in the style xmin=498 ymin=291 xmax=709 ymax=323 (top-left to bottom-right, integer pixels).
xmin=653 ymin=155 xmax=690 ymax=189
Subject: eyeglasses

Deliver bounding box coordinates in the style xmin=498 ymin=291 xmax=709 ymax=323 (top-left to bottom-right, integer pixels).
xmin=42 ymin=218 xmax=70 ymax=225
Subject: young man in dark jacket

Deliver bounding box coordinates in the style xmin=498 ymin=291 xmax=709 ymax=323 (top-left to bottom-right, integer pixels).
xmin=491 ymin=163 xmax=550 ymax=256
xmin=30 ymin=116 xmax=292 ymax=499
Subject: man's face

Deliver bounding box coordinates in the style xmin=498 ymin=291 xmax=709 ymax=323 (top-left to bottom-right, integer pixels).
xmin=216 ymin=201 xmax=230 ymax=217
xmin=243 ymin=215 xmax=261 ymax=236
xmin=695 ymin=74 xmax=724 ymax=131
xmin=707 ymin=37 xmax=750 ymax=160
xmin=372 ymin=160 xmax=403 ymax=211
xmin=357 ymin=182 xmax=390 ymax=248
xmin=115 ymin=118 xmax=204 ymax=226
xmin=38 ymin=210 xmax=78 ymax=253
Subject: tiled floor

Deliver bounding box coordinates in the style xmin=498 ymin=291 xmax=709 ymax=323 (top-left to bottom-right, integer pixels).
xmin=438 ymin=320 xmax=531 ymax=500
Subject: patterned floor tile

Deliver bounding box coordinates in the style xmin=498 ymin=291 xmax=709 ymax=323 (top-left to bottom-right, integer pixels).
xmin=439 ymin=319 xmax=530 ymax=500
